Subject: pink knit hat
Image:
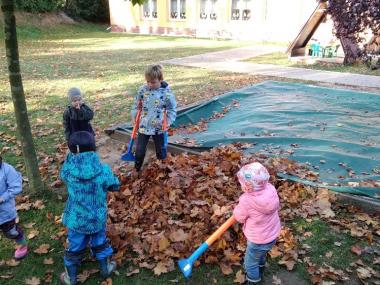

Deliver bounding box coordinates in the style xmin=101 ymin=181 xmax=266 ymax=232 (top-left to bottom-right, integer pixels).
xmin=237 ymin=162 xmax=270 ymax=192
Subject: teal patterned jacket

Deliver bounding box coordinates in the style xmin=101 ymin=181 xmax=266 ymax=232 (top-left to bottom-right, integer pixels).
xmin=60 ymin=152 xmax=120 ymax=234
xmin=131 ymin=81 xmax=177 ymax=135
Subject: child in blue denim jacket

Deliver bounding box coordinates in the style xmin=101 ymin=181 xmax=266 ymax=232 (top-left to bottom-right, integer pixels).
xmin=0 ymin=156 xmax=28 ymax=260
xmin=60 ymin=131 xmax=120 ymax=285
xmin=131 ymin=64 xmax=177 ymax=173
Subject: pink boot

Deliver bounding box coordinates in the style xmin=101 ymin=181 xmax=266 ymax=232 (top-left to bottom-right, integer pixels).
xmin=14 ymin=245 xmax=28 ymax=260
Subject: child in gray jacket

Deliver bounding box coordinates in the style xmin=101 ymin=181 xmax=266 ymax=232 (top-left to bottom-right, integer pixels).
xmin=0 ymin=155 xmax=28 ymax=260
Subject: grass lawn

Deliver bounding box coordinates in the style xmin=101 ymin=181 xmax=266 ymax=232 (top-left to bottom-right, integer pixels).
xmin=0 ymin=23 xmax=379 ymax=285
xmin=245 ymin=52 xmax=380 ymax=76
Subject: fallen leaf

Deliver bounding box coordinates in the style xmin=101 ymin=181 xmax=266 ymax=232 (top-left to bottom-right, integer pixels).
xmin=0 ymin=274 xmax=13 ymax=279
xmin=220 ymin=262 xmax=233 ymax=275
xmin=273 ymin=274 xmax=282 ymax=285
xmin=32 ymin=200 xmax=45 ymax=210
xmin=5 ymin=259 xmax=20 ymax=267
xmin=25 ymin=277 xmax=41 ymax=285
xmin=100 ymin=278 xmax=112 ymax=285
xmin=77 ymin=269 xmax=99 ymax=283
xmin=233 ymin=269 xmax=245 ymax=284
xmin=24 ymin=223 xmax=35 ymax=229
xmin=126 ymin=268 xmax=139 ymax=277
xmin=169 ymin=229 xmax=188 ymax=242
xmin=158 ymin=236 xmax=170 ymax=251
xmin=44 ymin=271 xmax=53 ymax=283
xmin=269 ymin=246 xmax=282 ymax=258
xmin=27 ymin=230 xmax=40 ymax=240
xmin=153 ymin=261 xmax=170 ymax=276
xmin=43 ymin=258 xmax=54 ymax=265
xmin=350 ymin=244 xmax=362 ymax=256
xmin=278 ymin=258 xmax=296 ymax=271
xmin=34 ymin=244 xmax=50 ymax=255
xmin=356 ymin=267 xmax=372 ymax=279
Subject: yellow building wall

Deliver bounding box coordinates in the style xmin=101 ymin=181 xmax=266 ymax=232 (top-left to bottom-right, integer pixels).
xmin=110 ymin=0 xmax=323 ymax=42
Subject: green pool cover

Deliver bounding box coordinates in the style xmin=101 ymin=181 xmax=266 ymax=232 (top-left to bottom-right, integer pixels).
xmin=171 ymin=81 xmax=380 ymax=198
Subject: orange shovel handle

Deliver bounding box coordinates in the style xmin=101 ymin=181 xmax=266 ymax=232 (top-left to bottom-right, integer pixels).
xmin=205 ymin=216 xmax=236 ymax=246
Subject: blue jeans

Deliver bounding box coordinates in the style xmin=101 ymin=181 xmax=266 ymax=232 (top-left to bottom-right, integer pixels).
xmin=244 ymin=239 xmax=276 ymax=282
xmin=64 ymin=229 xmax=113 ymax=267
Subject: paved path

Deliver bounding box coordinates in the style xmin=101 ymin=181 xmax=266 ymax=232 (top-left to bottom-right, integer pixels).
xmin=162 ymin=46 xmax=380 ymax=89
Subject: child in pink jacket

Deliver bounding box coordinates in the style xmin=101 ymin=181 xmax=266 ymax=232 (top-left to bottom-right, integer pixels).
xmin=233 ymin=162 xmax=281 ymax=285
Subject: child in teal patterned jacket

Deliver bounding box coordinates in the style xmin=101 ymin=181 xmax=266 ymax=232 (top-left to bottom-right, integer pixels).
xmin=60 ymin=131 xmax=120 ymax=285
xmin=131 ymin=64 xmax=177 ymax=172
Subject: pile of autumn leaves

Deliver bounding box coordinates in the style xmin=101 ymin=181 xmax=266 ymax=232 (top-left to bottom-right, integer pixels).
xmin=107 ymin=145 xmax=380 ymax=283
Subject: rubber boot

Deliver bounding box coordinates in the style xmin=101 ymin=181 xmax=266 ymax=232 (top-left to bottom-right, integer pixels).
xmin=99 ymin=257 xmax=116 ymax=278
xmin=60 ymin=265 xmax=78 ymax=285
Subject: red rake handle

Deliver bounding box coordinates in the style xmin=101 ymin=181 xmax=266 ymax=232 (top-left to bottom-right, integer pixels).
xmin=162 ymin=110 xmax=168 ymax=131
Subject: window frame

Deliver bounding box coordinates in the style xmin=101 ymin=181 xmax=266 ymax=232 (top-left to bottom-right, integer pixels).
xmin=199 ymin=0 xmax=218 ymax=21
xmin=169 ymin=0 xmax=187 ymax=21
xmin=231 ymin=0 xmax=252 ymax=22
xmin=141 ymin=0 xmax=158 ymax=20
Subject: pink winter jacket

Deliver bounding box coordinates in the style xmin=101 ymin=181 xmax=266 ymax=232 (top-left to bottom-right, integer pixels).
xmin=233 ymin=183 xmax=281 ymax=244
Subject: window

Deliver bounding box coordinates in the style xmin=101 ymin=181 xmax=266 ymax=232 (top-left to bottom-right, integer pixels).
xmin=143 ymin=0 xmax=157 ymax=19
xmin=231 ymin=0 xmax=251 ymax=21
xmin=200 ymin=0 xmax=218 ymax=20
xmin=170 ymin=0 xmax=186 ymax=19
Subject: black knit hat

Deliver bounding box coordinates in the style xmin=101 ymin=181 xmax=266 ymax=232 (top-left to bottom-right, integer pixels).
xmin=68 ymin=131 xmax=96 ymax=154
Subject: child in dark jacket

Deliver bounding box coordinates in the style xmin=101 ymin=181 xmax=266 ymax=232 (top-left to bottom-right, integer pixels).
xmin=0 ymin=156 xmax=28 ymax=260
xmin=130 ymin=64 xmax=177 ymax=173
xmin=63 ymin=87 xmax=95 ymax=143
xmin=60 ymin=131 xmax=120 ymax=285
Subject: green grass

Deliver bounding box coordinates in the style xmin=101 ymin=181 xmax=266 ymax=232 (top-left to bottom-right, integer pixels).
xmin=293 ymin=218 xmax=357 ymax=269
xmin=245 ymin=52 xmax=380 ymax=76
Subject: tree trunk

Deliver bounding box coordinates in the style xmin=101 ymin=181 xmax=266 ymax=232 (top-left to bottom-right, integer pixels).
xmin=1 ymin=0 xmax=44 ymax=194
xmin=339 ymin=35 xmax=362 ymax=65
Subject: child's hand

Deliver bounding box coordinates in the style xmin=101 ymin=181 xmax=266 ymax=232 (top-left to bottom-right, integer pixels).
xmin=71 ymin=100 xmax=82 ymax=109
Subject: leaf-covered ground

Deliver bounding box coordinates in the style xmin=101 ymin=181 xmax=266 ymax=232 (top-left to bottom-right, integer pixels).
xmin=106 ymin=145 xmax=380 ymax=284
xmin=1 ymin=22 xmax=379 ymax=285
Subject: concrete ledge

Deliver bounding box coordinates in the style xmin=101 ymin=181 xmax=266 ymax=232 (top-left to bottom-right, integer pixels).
xmin=335 ymin=192 xmax=380 ymax=214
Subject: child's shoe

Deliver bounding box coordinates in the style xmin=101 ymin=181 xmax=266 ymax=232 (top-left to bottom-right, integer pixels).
xmin=60 ymin=265 xmax=78 ymax=285
xmin=246 ymin=281 xmax=261 ymax=285
xmin=246 ymin=275 xmax=261 ymax=285
xmin=99 ymin=257 xmax=116 ymax=278
xmin=259 ymin=265 xmax=265 ymax=279
xmin=14 ymin=245 xmax=28 ymax=260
